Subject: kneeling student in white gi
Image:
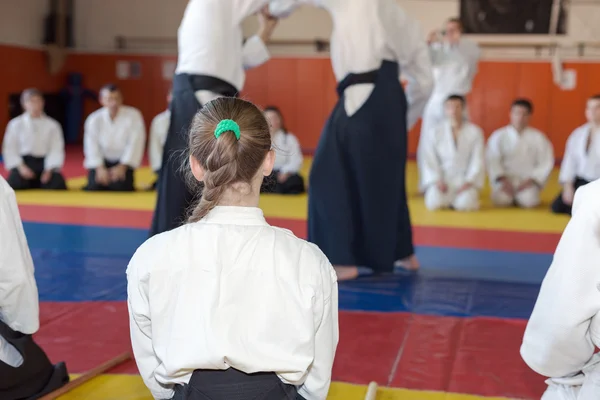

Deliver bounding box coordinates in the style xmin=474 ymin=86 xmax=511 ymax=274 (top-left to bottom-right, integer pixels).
xmin=0 ymin=175 xmax=69 ymax=399
xmin=486 ymin=98 xmax=554 ymax=208
xmin=127 ymin=98 xmax=338 ymax=400
xmin=147 ymin=91 xmax=172 ymax=190
xmin=2 ymin=88 xmax=67 ymax=191
xmin=421 ymin=94 xmax=485 ymax=211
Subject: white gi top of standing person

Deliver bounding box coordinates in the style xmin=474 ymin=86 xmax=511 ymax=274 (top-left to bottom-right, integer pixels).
xmin=521 ymin=178 xmax=600 ymax=400
xmin=127 ymin=97 xmax=338 ymax=400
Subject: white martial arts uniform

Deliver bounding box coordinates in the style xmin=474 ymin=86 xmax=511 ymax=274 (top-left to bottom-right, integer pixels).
xmin=558 ymin=123 xmax=600 ymax=185
xmin=486 ymin=125 xmax=554 ymax=208
xmin=176 ymin=0 xmax=273 ymax=106
xmin=421 ymin=121 xmax=485 ymax=211
xmin=127 ymin=206 xmax=339 ymax=400
xmin=521 ymin=179 xmax=600 ymax=400
xmin=0 ymin=175 xmax=39 ymax=367
xmin=2 ymin=113 xmax=65 ymax=172
xmin=83 ymin=105 xmax=146 ymax=170
xmin=417 ymin=39 xmax=480 ymax=191
xmin=272 ymin=130 xmax=303 ymax=174
xmin=148 ymin=110 xmax=171 ymax=173
xmin=269 ymin=0 xmax=433 ymax=126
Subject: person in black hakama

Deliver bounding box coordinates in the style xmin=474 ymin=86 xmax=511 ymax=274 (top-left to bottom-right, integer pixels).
xmin=270 ymin=0 xmax=434 ymax=280
xmin=149 ymin=0 xmax=279 ymax=237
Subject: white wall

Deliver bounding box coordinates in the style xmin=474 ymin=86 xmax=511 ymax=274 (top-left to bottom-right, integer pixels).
xmin=0 ymin=0 xmax=49 ymax=47
xmin=73 ymin=0 xmax=600 ymax=58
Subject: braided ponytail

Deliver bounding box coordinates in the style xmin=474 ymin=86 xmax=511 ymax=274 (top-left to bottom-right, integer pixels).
xmin=186 ymin=97 xmax=271 ymax=223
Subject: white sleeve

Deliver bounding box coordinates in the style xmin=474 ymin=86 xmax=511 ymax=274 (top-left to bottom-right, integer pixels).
xmin=388 ymin=9 xmax=434 ymax=130
xmin=558 ymin=132 xmax=579 ymax=184
xmin=298 ymin=252 xmax=339 ymax=400
xmin=148 ymin=116 xmax=164 ymax=172
xmin=530 ymin=134 xmax=555 ymax=187
xmin=0 ymin=179 xmax=39 ymax=334
xmin=420 ymin=129 xmax=443 ymax=188
xmin=119 ymin=112 xmax=146 ymax=168
xmin=2 ymin=121 xmax=23 ymax=171
xmin=485 ymin=131 xmax=505 ymax=183
xmin=465 ymin=129 xmax=485 ymax=188
xmin=279 ymin=134 xmax=304 ymax=174
xmin=242 ymin=35 xmax=271 ymax=70
xmin=127 ymin=244 xmax=174 ymax=400
xmin=44 ymin=121 xmax=65 ymax=171
xmin=268 ymin=0 xmax=321 ymax=18
xmin=83 ymin=115 xmax=105 ymax=169
xmin=521 ymin=183 xmax=600 ymax=378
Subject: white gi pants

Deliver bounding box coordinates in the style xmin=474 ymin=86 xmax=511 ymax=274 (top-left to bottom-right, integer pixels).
xmin=424 ymin=185 xmax=480 ymax=211
xmin=541 ymin=353 xmax=600 ymax=400
xmin=491 ymin=179 xmax=541 ymax=209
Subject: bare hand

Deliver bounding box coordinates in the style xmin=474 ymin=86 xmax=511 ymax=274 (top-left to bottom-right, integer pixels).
xmin=427 ymin=30 xmax=440 ymax=44
xmin=562 ymin=183 xmax=575 ymax=206
xmin=436 ymin=181 xmax=448 ymax=193
xmin=457 ymin=182 xmax=473 ymax=193
xmin=498 ymin=177 xmax=514 ymax=196
xmin=110 ymin=164 xmax=128 ymax=182
xmin=41 ymin=170 xmax=52 ymax=184
xmin=517 ymin=179 xmax=536 ymax=192
xmin=277 ymin=172 xmax=290 ymax=183
xmin=18 ymin=164 xmax=35 ymax=179
xmin=96 ymin=166 xmax=110 ymax=186
xmin=258 ymin=6 xmax=278 ymax=43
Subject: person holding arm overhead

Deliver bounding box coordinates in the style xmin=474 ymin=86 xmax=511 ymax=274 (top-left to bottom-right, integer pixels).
xmin=2 ymin=88 xmax=67 ymax=191
xmin=149 ymin=0 xmax=279 ymax=236
xmin=83 ymin=84 xmax=146 ymax=191
xmin=551 ymin=95 xmax=600 ymax=215
xmin=128 ymin=97 xmax=338 ymax=400
xmin=269 ymin=0 xmax=434 ymax=280
xmin=486 ymin=98 xmax=554 ymax=209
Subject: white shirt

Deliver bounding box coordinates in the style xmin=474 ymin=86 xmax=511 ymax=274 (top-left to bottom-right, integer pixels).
xmin=273 ymin=130 xmax=303 ymax=174
xmin=2 ymin=113 xmax=65 ymax=171
xmin=429 ymin=39 xmax=480 ymax=98
xmin=83 ymin=105 xmax=146 ymax=169
xmin=148 ymin=110 xmax=171 ymax=172
xmin=176 ymin=0 xmax=272 ymax=94
xmin=269 ymin=0 xmax=433 ymax=129
xmin=521 ymin=179 xmax=600 ymax=397
xmin=559 ymin=123 xmax=600 ymax=184
xmin=127 ymin=206 xmax=339 ymax=400
xmin=0 ymin=175 xmax=39 ymax=334
xmin=486 ymin=125 xmax=555 ymax=186
xmin=420 ymin=120 xmax=485 ymax=189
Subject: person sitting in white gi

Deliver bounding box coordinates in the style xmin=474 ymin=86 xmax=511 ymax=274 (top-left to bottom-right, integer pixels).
xmin=83 ymin=84 xmax=146 ymax=191
xmin=2 ymin=88 xmax=67 ymax=191
xmin=417 ymin=17 xmax=480 ymax=192
xmin=521 ymin=179 xmax=600 ymax=400
xmin=147 ymin=91 xmax=172 ymax=190
xmin=127 ymin=97 xmax=338 ymax=400
xmin=486 ymin=98 xmax=554 ymax=209
xmin=0 ymin=174 xmax=69 ymax=399
xmin=261 ymin=106 xmax=305 ymax=194
xmin=551 ymin=94 xmax=600 ymax=215
xmin=421 ymin=94 xmax=485 ymax=211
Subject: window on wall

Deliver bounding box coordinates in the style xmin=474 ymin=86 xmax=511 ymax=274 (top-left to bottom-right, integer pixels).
xmin=460 ymin=0 xmax=568 ymax=34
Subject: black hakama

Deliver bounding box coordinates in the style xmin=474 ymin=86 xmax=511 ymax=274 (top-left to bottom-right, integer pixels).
xmin=0 ymin=320 xmax=69 ymax=399
xmin=551 ymin=177 xmax=590 ymax=215
xmin=149 ymin=74 xmax=238 ymax=237
xmin=170 ymin=368 xmax=305 ymax=400
xmin=7 ymin=155 xmax=67 ymax=191
xmin=84 ymin=160 xmax=135 ymax=192
xmin=261 ymin=171 xmax=306 ymax=194
xmin=307 ymin=60 xmax=414 ymax=273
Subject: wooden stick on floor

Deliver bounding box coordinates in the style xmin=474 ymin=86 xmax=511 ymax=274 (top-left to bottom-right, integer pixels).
xmin=39 ymin=352 xmax=132 ymax=400
xmin=364 ymin=381 xmax=378 ymax=400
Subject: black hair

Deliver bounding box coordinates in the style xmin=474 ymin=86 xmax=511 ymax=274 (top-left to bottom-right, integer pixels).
xmin=511 ymin=98 xmax=533 ymax=114
xmin=447 ymin=17 xmax=464 ymax=32
xmin=446 ymin=94 xmax=466 ymax=105
xmin=100 ymin=83 xmax=120 ymax=93
xmin=20 ymin=88 xmax=43 ymax=105
xmin=264 ymin=106 xmax=287 ymax=134
xmin=590 ymin=94 xmax=600 ymax=101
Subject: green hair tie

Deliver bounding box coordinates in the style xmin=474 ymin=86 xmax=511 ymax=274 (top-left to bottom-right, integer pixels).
xmin=214 ymin=119 xmax=241 ymax=140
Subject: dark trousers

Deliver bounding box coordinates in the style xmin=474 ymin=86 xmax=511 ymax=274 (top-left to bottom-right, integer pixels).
xmin=261 ymin=171 xmax=306 ymax=194
xmin=7 ymin=155 xmax=67 ymax=191
xmin=0 ymin=320 xmax=69 ymax=400
xmin=171 ymin=368 xmax=305 ymax=400
xmin=550 ymin=177 xmax=589 ymax=215
xmin=84 ymin=160 xmax=135 ymax=192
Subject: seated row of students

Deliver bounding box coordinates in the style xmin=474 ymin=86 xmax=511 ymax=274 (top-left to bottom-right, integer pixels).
xmin=1 ymin=86 xmax=307 ymax=195
xmin=420 ymin=95 xmax=555 ymax=211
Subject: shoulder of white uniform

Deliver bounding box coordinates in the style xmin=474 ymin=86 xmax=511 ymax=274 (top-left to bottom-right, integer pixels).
xmin=467 ymin=122 xmax=485 ymax=137
xmin=86 ymin=108 xmax=104 ymax=121
xmin=571 ymin=123 xmax=589 ymax=137
xmin=573 ymin=179 xmax=600 ymax=213
xmin=7 ymin=114 xmax=25 ymax=128
xmin=123 ymin=105 xmax=144 ymax=117
xmin=488 ymin=126 xmax=507 ymax=140
xmin=526 ymin=127 xmax=551 ymax=141
xmin=126 ymin=226 xmax=180 ymax=274
xmin=44 ymin=115 xmax=63 ymax=129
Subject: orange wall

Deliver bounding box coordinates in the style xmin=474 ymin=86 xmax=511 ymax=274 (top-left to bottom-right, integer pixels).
xmin=2 ymin=44 xmax=600 ymax=159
